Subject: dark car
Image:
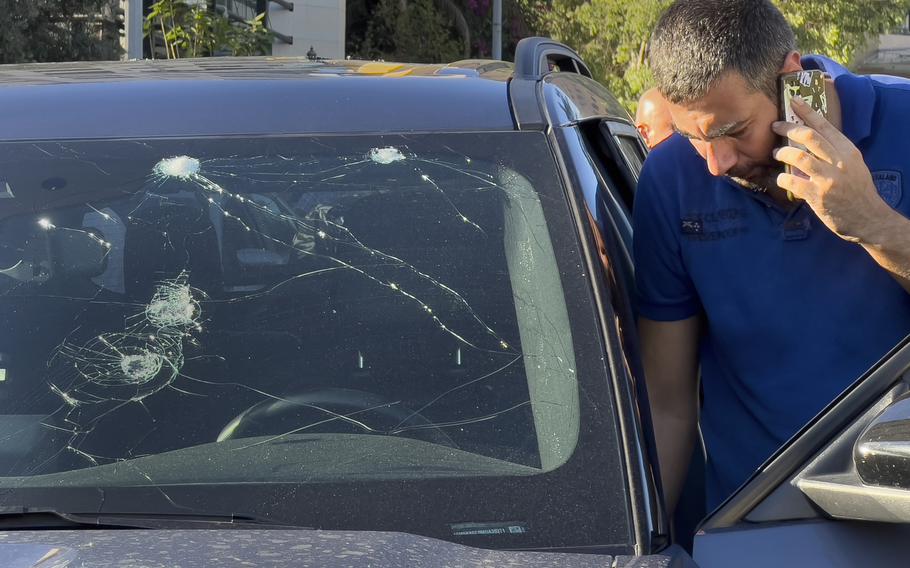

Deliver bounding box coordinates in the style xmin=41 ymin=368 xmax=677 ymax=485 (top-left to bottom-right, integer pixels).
xmin=0 ymin=38 xmax=907 ymax=567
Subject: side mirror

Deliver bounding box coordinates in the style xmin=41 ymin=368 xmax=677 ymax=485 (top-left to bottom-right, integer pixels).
xmin=793 ymin=387 xmax=910 ymax=524
xmin=855 ymin=393 xmax=910 ymax=488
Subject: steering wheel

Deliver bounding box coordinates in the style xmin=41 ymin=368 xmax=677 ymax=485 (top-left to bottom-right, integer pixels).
xmin=217 ymin=387 xmax=459 ymax=449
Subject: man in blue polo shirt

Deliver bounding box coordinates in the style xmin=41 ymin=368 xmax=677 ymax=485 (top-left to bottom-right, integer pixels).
xmin=635 ymin=0 xmax=910 ymax=514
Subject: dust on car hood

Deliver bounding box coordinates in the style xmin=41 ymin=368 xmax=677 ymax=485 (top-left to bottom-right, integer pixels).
xmin=0 ymin=528 xmax=633 ymax=567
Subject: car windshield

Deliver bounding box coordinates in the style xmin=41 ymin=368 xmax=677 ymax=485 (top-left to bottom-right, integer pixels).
xmin=0 ymin=132 xmax=628 ymax=549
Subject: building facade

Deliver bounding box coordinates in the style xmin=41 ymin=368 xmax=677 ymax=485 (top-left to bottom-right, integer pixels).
xmin=267 ymin=0 xmax=345 ymax=59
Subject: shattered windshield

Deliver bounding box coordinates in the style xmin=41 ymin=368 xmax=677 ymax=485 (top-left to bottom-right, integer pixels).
xmin=0 ymin=132 xmax=580 ymax=471
xmin=0 ymin=132 xmax=627 ymax=547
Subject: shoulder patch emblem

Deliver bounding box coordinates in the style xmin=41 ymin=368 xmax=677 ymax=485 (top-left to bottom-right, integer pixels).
xmin=872 ymin=170 xmax=903 ymax=208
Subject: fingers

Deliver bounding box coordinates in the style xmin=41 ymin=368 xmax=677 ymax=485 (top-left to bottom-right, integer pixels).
xmin=772 ymin=145 xmax=833 ymax=178
xmin=776 ymin=171 xmax=816 ymax=200
xmin=771 ymin=120 xmax=839 ymax=165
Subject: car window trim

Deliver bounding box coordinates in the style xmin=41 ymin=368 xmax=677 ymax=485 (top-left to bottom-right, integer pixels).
xmin=546 ymin=125 xmax=667 ymax=553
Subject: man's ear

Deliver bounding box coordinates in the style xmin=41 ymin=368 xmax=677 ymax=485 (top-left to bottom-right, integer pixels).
xmin=779 ymin=50 xmax=803 ymax=74
xmin=637 ymin=124 xmax=651 ymax=146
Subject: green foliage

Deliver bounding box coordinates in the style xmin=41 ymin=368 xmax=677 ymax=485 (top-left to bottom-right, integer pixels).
xmin=518 ymin=0 xmax=670 ymax=109
xmin=145 ymin=0 xmax=273 ymax=58
xmin=356 ymin=0 xmax=466 ymax=63
xmin=231 ymin=14 xmax=273 ymax=57
xmin=347 ymin=0 xmax=533 ymax=63
xmin=521 ymin=0 xmax=910 ymax=111
xmin=0 ymin=0 xmax=122 ymax=63
xmin=444 ymin=0 xmax=534 ymax=59
xmin=776 ymin=0 xmax=910 ymax=64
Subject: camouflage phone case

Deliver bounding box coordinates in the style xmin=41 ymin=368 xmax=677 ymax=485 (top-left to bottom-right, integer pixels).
xmin=779 ymin=70 xmax=828 ymax=197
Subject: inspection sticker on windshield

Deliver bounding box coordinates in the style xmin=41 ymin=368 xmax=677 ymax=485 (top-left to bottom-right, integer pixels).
xmin=450 ymin=521 xmax=529 ymax=537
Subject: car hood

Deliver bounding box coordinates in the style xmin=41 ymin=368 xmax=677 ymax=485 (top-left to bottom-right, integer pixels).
xmin=0 ymin=528 xmax=686 ymax=567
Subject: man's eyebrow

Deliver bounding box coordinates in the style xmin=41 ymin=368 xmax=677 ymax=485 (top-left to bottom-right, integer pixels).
xmin=672 ymin=121 xmax=745 ymax=141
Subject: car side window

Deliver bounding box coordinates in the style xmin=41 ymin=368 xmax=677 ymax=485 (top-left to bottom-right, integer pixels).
xmin=602 ymin=121 xmax=647 ymax=182
xmin=592 ymin=120 xmax=647 ymax=214
xmin=576 ymin=120 xmax=641 ymax=260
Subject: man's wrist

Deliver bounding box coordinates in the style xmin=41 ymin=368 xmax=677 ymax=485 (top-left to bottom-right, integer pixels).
xmin=855 ymin=204 xmax=906 ymax=249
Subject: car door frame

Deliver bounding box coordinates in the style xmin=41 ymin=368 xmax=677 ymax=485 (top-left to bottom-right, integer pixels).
xmin=535 ymin=71 xmax=670 ymax=556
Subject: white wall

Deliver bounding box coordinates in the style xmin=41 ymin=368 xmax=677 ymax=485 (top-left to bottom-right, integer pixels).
xmin=269 ymin=0 xmax=346 ymax=60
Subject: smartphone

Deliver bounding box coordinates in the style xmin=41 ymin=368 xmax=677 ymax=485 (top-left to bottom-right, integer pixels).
xmin=779 ymin=70 xmax=828 ymax=199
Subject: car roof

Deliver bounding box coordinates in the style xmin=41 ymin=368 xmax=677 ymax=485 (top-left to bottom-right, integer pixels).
xmin=0 ymin=57 xmax=520 ymax=140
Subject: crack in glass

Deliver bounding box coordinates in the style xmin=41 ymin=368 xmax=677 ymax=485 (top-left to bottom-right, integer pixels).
xmin=0 ymin=135 xmax=578 ymax=518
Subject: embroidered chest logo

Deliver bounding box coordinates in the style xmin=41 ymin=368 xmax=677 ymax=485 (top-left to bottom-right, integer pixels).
xmin=680 ymin=208 xmax=747 ymax=241
xmin=872 ymin=170 xmax=903 ymax=208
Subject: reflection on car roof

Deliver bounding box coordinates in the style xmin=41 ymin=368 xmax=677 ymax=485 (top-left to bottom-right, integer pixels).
xmin=0 ymin=57 xmax=518 ymax=140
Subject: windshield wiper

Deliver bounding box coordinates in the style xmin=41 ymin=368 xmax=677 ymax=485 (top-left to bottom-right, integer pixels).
xmin=0 ymin=507 xmax=310 ymax=530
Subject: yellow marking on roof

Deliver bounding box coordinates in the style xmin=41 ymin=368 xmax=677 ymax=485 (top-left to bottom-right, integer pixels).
xmin=356 ymin=62 xmax=406 ymax=75
xmin=384 ymin=68 xmax=414 ymax=78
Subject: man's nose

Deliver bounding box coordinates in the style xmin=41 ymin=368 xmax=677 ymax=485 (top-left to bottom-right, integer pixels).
xmin=704 ymin=140 xmax=737 ymax=177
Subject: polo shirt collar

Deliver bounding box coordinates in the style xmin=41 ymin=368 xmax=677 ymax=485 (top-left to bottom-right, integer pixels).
xmin=801 ymin=54 xmax=876 ymax=146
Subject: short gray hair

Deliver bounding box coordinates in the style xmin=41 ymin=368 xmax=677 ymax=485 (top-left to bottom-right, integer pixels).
xmin=649 ymin=0 xmax=795 ymax=104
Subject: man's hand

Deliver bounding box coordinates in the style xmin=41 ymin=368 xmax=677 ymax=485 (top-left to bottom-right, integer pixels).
xmin=773 ymin=96 xmax=910 ymax=291
xmin=772 ymin=96 xmax=891 ymax=242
